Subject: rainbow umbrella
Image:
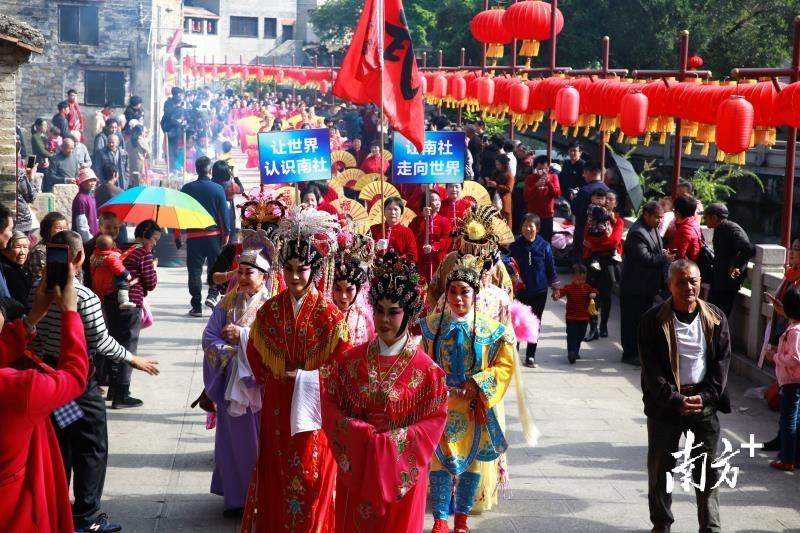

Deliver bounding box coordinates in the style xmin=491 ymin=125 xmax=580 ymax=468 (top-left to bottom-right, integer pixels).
xmin=99 ymin=186 xmax=216 ymax=229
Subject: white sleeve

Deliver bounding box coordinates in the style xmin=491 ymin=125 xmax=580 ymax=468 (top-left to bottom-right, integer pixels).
xmin=75 ymin=214 xmax=92 ymax=241
xmin=289 ymin=369 xmax=321 ymax=436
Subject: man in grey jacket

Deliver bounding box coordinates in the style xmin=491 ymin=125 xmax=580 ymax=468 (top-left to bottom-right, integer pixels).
xmin=619 ymin=201 xmax=675 ymax=365
xmin=704 ymin=203 xmax=755 ymax=317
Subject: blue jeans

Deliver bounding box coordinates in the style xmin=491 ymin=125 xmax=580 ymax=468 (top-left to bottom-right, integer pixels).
xmin=780 ymin=383 xmax=800 ymax=463
xmin=566 ymin=319 xmax=588 ymax=355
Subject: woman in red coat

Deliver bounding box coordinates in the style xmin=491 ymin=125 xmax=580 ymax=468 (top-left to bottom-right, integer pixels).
xmin=668 ymin=194 xmax=702 ymax=261
xmin=408 ymin=188 xmax=451 ymax=282
xmin=369 ymin=197 xmax=419 ymax=262
xmin=0 ymin=277 xmax=88 ymax=533
xmin=360 ymin=142 xmax=389 ymax=175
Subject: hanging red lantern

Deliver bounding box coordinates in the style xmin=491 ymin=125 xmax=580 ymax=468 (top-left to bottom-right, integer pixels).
xmin=508 ymin=81 xmax=531 ymax=114
xmin=450 ymin=75 xmax=468 ymax=102
xmin=433 ymin=75 xmax=448 ymax=100
xmin=716 ymin=95 xmax=754 ymax=158
xmin=503 ymin=1 xmax=564 ymax=59
xmin=470 ymin=9 xmax=512 ymax=60
xmin=225 ymin=66 xmax=234 ymax=78
xmin=738 ymin=79 xmax=784 ymax=147
xmin=256 ymin=67 xmax=265 ymax=82
xmin=554 ymin=86 xmax=580 ymax=126
xmin=241 ymin=67 xmax=250 ymax=81
xmin=688 ymin=55 xmax=704 ymax=69
xmin=165 ymin=56 xmax=176 ymax=75
xmin=319 ymin=80 xmax=330 ymax=94
xmin=620 ymin=90 xmax=649 ymax=140
xmin=419 ymin=75 xmax=428 ymax=96
xmin=276 ymin=69 xmax=285 ymax=83
xmin=776 ymin=81 xmax=800 ymax=127
xmin=476 ymin=77 xmax=495 ymax=108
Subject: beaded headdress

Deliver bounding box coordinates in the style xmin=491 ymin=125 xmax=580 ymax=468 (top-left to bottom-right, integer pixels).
xmin=454 ymin=205 xmax=502 ymax=258
xmin=238 ymin=187 xmax=290 ymax=234
xmin=277 ymin=206 xmax=340 ymax=282
xmin=368 ymin=252 xmax=424 ymax=320
xmin=445 ymin=254 xmax=489 ymax=293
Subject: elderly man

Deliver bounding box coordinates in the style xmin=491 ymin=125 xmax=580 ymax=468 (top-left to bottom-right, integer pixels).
xmin=93 ymin=134 xmax=129 ymax=190
xmin=639 ymin=259 xmax=731 ymax=533
xmin=46 ymin=137 xmax=79 ymax=192
xmin=93 ymin=118 xmax=124 ymax=159
xmin=620 ymin=201 xmax=675 ymax=365
xmin=70 ymin=131 xmax=92 ymax=168
xmin=0 ymin=231 xmax=31 ymax=306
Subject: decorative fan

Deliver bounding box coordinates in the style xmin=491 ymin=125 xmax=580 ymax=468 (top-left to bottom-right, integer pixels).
xmin=367 ymin=201 xmax=415 ymax=227
xmin=274 ymin=186 xmax=297 ymax=208
xmin=328 ymin=182 xmax=344 ymax=200
xmin=353 ymin=172 xmax=387 ymax=192
xmin=331 ymin=150 xmax=357 ymax=169
xmin=491 ymin=217 xmax=515 ymax=245
xmin=329 ymin=199 xmax=370 ymax=234
xmin=381 ymin=149 xmax=393 ymax=161
xmin=330 ymin=168 xmax=364 ymax=190
xmin=462 ymin=181 xmax=491 ymax=206
xmin=359 ymin=181 xmax=400 ymax=203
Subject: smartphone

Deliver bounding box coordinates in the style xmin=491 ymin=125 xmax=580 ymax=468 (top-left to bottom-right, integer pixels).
xmin=45 ymin=244 xmax=72 ymax=292
xmin=26 ymin=155 xmax=36 ymax=169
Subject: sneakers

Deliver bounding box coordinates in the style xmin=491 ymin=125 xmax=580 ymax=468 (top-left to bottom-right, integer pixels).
xmin=117 ymin=289 xmax=137 ymax=310
xmin=204 ymin=293 xmax=220 ymax=309
xmin=612 ymin=251 xmax=623 ymax=263
xmin=112 ymin=396 xmax=144 ymax=409
xmin=589 ymin=260 xmax=601 ymax=271
xmin=189 ymin=308 xmax=203 ymax=317
xmin=75 ymin=513 xmax=122 ymax=533
xmin=568 ymin=352 xmax=578 ymax=364
xmin=599 ymin=327 xmax=609 ymax=338
xmin=431 ymin=518 xmax=450 ymax=533
xmin=525 ymin=357 xmax=537 ymax=368
xmin=584 ymin=328 xmax=600 ymax=342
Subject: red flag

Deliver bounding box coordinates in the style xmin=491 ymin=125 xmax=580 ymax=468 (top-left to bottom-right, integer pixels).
xmin=333 ymin=0 xmax=425 ymax=151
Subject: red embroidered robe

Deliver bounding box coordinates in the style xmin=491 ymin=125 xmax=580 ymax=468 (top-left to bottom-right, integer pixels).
xmin=243 ymin=288 xmax=350 ymax=532
xmin=322 ymin=339 xmax=447 ymax=532
xmin=408 ymin=212 xmax=452 ymax=282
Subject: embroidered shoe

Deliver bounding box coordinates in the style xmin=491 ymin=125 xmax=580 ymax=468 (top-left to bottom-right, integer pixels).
xmin=769 ymin=459 xmax=795 ymax=472
xmin=454 ymin=512 xmax=470 ymax=533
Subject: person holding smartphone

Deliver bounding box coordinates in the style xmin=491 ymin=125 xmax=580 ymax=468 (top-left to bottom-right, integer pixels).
xmin=28 ymin=230 xmax=159 ymax=532
xmin=523 ymin=155 xmax=562 ymax=243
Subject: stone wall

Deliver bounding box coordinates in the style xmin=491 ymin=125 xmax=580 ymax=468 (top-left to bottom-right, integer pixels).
xmin=0 ymin=43 xmax=35 ymax=213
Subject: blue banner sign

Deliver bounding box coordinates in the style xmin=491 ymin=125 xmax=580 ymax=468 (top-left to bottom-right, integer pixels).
xmin=258 ymin=128 xmax=331 ymax=184
xmin=392 ymin=131 xmax=465 ymax=184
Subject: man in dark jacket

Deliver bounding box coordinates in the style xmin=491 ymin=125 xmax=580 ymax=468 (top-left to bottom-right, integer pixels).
xmin=52 ymin=101 xmax=70 ymax=137
xmin=178 ymin=156 xmax=230 ymax=316
xmin=571 ymin=160 xmax=610 ymax=263
xmin=508 ymin=213 xmax=560 ymax=367
xmin=704 ymin=203 xmax=755 ymax=317
xmin=639 ymin=259 xmax=730 ymax=533
xmin=559 ymin=140 xmax=585 ymax=196
xmin=620 ymin=201 xmax=675 ymax=365
xmin=92 ymin=134 xmax=128 ymax=190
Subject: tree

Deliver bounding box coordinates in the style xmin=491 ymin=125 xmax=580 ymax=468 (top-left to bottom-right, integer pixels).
xmin=311 ymin=0 xmax=800 ymax=75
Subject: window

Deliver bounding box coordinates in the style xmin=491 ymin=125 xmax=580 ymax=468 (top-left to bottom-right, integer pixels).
xmin=85 ymin=70 xmax=126 ymax=106
xmin=183 ymin=18 xmax=190 ymax=32
xmin=207 ymin=20 xmax=218 ymax=35
xmin=282 ymin=24 xmax=294 ymax=42
xmin=230 ymin=16 xmax=258 ymax=38
xmin=59 ymin=5 xmax=99 ymax=45
xmin=264 ymin=17 xmax=277 ymax=39
xmin=191 ymin=18 xmax=203 ymax=33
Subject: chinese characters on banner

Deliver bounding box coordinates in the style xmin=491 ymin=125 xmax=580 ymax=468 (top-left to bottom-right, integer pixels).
xmin=257 ymin=128 xmax=332 ymax=184
xmin=392 ymin=131 xmax=465 ymax=184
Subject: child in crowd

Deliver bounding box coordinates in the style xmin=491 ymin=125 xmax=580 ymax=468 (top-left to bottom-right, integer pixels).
xmin=658 ymin=196 xmax=675 ymax=238
xmin=46 ymin=126 xmax=63 ymax=153
xmin=585 ymin=190 xmax=621 ymax=270
xmin=90 ymin=234 xmax=137 ymax=309
xmin=767 ymin=287 xmax=800 ymax=471
xmin=553 ymin=264 xmax=597 ymax=364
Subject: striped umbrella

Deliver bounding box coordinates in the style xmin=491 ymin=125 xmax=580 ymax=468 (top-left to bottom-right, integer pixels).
xmin=99 ymin=186 xmax=216 ymax=229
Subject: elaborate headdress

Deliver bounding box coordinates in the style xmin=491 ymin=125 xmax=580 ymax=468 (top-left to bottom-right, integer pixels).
xmin=453 ymin=205 xmax=504 ymax=259
xmin=276 ymin=206 xmax=340 ymax=284
xmin=445 ymin=254 xmax=489 ymax=294
xmin=238 ymin=187 xmax=290 ymax=235
xmin=237 ymin=229 xmax=275 ymax=273
xmin=369 ymin=252 xmax=424 ymax=322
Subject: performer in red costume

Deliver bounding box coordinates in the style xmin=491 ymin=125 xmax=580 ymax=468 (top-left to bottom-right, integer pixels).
xmin=439 ymin=182 xmax=476 ymax=228
xmin=369 ymin=197 xmax=419 ymax=262
xmin=243 ymin=206 xmax=350 ymax=532
xmin=322 ymin=253 xmax=447 ymax=532
xmin=409 ymin=188 xmax=452 ymax=282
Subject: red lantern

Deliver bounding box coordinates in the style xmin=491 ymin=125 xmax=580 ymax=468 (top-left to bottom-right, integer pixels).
xmin=256 ymin=67 xmax=265 ymax=82
xmin=276 ymin=69 xmax=285 ymax=83
xmin=508 ymin=82 xmax=530 ymax=114
xmin=241 ymin=67 xmax=250 ymax=81
xmin=688 ymin=55 xmax=704 ymax=69
xmin=450 ymin=75 xmax=468 ymax=102
xmin=319 ymin=80 xmax=330 ymax=94
xmin=419 ymin=75 xmax=428 ymax=96
xmin=433 ymin=75 xmax=448 ymax=99
xmin=476 ymin=77 xmax=495 ymax=107
xmin=620 ymin=90 xmax=649 ymax=139
xmin=503 ymin=1 xmax=564 ymax=58
xmin=470 ymin=9 xmax=512 ymax=60
xmin=716 ymin=95 xmax=754 ymax=156
xmin=554 ymin=86 xmax=579 ymax=126
xmin=225 ymin=66 xmax=234 ymax=78
xmin=776 ymin=81 xmax=800 ymax=127
xmin=165 ymin=56 xmax=176 ymax=75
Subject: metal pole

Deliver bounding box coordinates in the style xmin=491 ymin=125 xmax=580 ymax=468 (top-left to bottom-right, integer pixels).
xmin=509 ymin=0 xmax=518 ymax=140
xmin=546 ymin=0 xmax=558 ymax=164
xmin=378 ymin=0 xmax=386 ymax=239
xmin=291 ymin=55 xmax=297 ymax=100
xmin=782 ymin=16 xmax=800 ymax=248
xmin=599 ymin=36 xmax=610 ymax=173
xmin=481 ymin=0 xmax=488 ymax=71
xmin=437 ymin=49 xmax=443 ymax=117
xmin=330 ymin=53 xmax=336 ymax=106
xmin=671 ymin=31 xmax=689 ymax=199
xmin=457 ymin=48 xmax=465 ymax=126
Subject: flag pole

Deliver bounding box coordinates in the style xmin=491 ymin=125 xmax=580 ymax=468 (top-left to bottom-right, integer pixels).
xmin=378 ymin=0 xmax=386 ymax=240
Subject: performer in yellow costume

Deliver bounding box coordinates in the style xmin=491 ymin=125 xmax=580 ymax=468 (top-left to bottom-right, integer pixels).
xmin=421 ymin=255 xmax=515 ymax=533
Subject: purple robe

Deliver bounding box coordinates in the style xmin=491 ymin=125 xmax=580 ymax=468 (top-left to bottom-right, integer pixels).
xmin=72 ymin=191 xmax=99 ymax=241
xmin=201 ymin=289 xmax=268 ymax=509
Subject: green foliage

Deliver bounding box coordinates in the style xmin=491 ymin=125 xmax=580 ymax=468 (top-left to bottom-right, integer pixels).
xmin=686 ymin=166 xmax=764 ymax=207
xmin=462 ymin=110 xmax=508 ymax=135
xmin=312 ymin=0 xmax=800 ymax=76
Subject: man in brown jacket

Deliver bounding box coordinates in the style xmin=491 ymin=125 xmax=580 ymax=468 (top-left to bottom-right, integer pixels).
xmin=638 ymin=259 xmax=731 ymax=533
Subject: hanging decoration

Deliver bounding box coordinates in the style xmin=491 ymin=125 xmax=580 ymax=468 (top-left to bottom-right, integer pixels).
xmin=470 ymin=8 xmax=512 ymax=61
xmin=503 ymin=0 xmax=564 ymax=63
